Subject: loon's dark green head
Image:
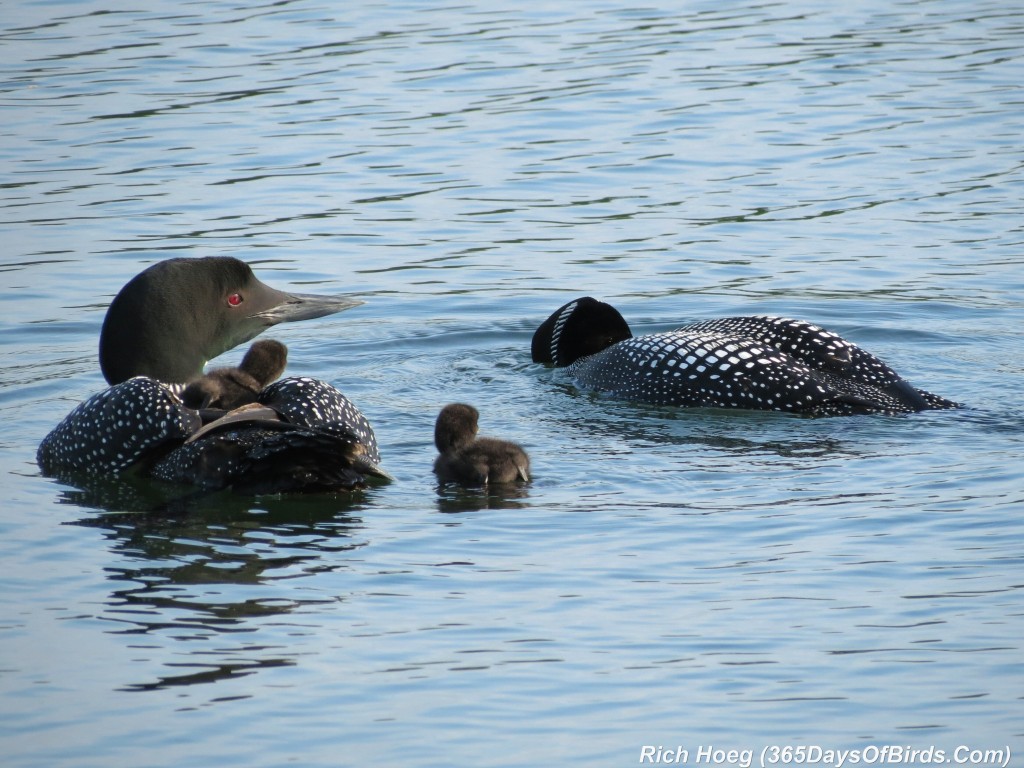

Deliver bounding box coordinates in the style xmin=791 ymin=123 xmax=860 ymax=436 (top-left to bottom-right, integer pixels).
xmin=99 ymin=257 xmax=361 ymax=385
xmin=531 ymin=296 xmax=632 ymax=367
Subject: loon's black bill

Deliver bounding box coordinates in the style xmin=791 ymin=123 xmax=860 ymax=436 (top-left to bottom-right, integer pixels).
xmin=256 ymin=292 xmax=364 ymax=324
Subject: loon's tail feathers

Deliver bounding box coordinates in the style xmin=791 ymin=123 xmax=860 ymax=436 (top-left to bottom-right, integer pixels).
xmin=875 ymin=378 xmax=962 ymax=413
xmin=808 ymin=387 xmax=961 ymax=417
xmin=804 ymin=393 xmax=889 ymax=417
xmin=916 ymin=389 xmax=962 ymax=410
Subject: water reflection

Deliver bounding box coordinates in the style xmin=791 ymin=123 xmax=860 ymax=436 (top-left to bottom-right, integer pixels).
xmin=69 ymin=491 xmax=371 ymax=692
xmin=122 ymin=658 xmax=295 ymax=694
xmin=434 ymin=482 xmax=531 ymax=513
xmin=51 ymin=471 xmax=203 ymax=516
xmin=4 ymin=0 xmax=1023 ymax=758
xmin=535 ymin=387 xmax=865 ymax=458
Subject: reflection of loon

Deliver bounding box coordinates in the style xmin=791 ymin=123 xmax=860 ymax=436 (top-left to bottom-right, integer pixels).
xmin=38 ymin=257 xmax=389 ymax=493
xmin=433 ymin=403 xmax=530 ymax=485
xmin=532 ymin=297 xmax=960 ymax=416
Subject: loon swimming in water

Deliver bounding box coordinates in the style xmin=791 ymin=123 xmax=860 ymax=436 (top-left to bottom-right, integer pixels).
xmin=38 ymin=257 xmax=388 ymax=494
xmin=433 ymin=403 xmax=531 ymax=485
xmin=532 ymin=297 xmax=959 ymax=416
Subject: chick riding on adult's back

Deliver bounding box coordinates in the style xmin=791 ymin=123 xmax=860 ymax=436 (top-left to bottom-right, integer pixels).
xmin=38 ymin=256 xmax=389 ymax=493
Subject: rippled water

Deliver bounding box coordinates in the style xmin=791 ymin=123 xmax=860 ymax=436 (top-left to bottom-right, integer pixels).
xmin=2 ymin=1 xmax=1022 ymax=766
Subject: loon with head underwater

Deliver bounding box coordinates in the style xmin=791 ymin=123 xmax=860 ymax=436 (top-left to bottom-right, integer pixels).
xmin=532 ymin=297 xmax=959 ymax=416
xmin=38 ymin=256 xmax=389 ymax=494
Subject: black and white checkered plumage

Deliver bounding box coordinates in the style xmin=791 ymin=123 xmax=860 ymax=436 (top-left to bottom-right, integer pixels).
xmin=37 ymin=377 xmax=201 ymax=476
xmin=258 ymin=377 xmax=379 ymax=463
xmin=532 ymin=297 xmax=959 ymax=416
xmin=148 ymin=376 xmax=386 ymax=492
xmin=39 ymin=373 xmax=387 ymax=493
xmin=37 ymin=257 xmax=383 ymax=493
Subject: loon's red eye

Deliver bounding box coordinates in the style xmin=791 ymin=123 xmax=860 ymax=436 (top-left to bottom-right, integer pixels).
xmin=227 ymin=293 xmax=243 ymax=307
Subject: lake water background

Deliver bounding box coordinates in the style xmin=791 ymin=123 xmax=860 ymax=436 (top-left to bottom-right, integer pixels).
xmin=1 ymin=0 xmax=1022 ymax=766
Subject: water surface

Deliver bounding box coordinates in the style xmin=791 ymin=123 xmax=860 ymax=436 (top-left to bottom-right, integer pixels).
xmin=1 ymin=1 xmax=1022 ymax=766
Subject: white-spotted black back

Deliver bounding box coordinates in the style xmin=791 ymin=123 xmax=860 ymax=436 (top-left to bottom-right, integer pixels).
xmin=569 ymin=316 xmax=955 ymax=415
xmin=259 ymin=377 xmax=380 ymax=462
xmin=148 ymin=376 xmax=382 ymax=491
xmin=37 ymin=377 xmax=200 ymax=475
xmin=38 ymin=374 xmax=384 ymax=494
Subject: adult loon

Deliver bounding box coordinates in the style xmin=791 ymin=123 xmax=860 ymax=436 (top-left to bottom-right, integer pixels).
xmin=38 ymin=257 xmax=388 ymax=493
xmin=532 ymin=297 xmax=959 ymax=416
xmin=433 ymin=403 xmax=531 ymax=485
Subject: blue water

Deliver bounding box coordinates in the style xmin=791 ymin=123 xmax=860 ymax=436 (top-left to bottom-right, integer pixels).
xmin=1 ymin=1 xmax=1022 ymax=766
